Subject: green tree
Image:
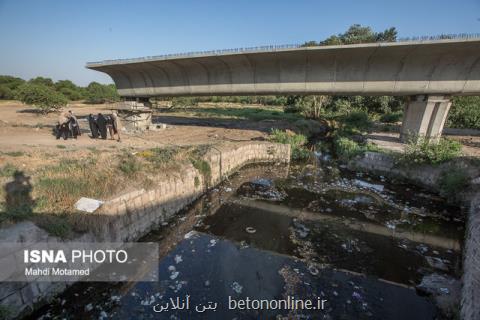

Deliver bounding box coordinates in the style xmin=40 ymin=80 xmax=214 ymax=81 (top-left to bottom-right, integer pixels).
xmin=447 ymin=96 xmax=480 ymax=129
xmin=284 ymin=95 xmax=331 ymax=119
xmin=29 ymin=76 xmax=55 ymax=87
xmin=15 ymin=83 xmax=68 ymax=114
xmin=0 ymin=75 xmax=26 ymax=99
xmin=55 ymin=80 xmax=85 ymax=101
xmin=302 ymin=24 xmax=398 ymax=47
xmin=85 ymin=82 xmax=119 ymax=104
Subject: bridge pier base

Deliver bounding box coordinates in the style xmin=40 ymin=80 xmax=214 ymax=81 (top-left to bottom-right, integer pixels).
xmin=400 ymin=95 xmax=451 ymax=143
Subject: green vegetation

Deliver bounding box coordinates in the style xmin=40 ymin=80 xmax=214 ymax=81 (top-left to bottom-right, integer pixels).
xmin=0 ymin=304 xmax=12 ymax=320
xmin=118 ymin=152 xmax=142 ymax=176
xmin=137 ymin=147 xmax=179 ymax=168
xmin=15 ymin=83 xmax=68 ymax=114
xmin=397 ymin=137 xmax=462 ymax=165
xmin=301 ymin=24 xmax=397 ymax=46
xmin=164 ymin=105 xmax=303 ymax=122
xmin=190 ymin=158 xmax=211 ymax=185
xmin=1 ymin=75 xmax=119 ymax=106
xmin=379 ymin=110 xmax=403 ymax=123
xmin=333 ymin=136 xmax=379 ymax=160
xmin=438 ymin=167 xmax=470 ymax=200
xmin=0 ymin=75 xmax=25 ymax=99
xmin=2 ymin=151 xmax=25 ymax=157
xmin=84 ymin=82 xmax=119 ymax=104
xmin=0 ymin=164 xmax=17 ymax=177
xmin=447 ymin=96 xmax=480 ymax=129
xmin=269 ymin=129 xmax=309 ymax=160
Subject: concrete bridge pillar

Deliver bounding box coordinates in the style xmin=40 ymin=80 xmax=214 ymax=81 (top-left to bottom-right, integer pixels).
xmin=400 ymin=95 xmax=452 ymax=143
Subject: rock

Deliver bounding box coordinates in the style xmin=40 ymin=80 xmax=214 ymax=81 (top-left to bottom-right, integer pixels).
xmin=416 ymin=273 xmax=457 ymax=296
xmin=354 ymin=179 xmax=384 ymax=192
xmin=416 ymin=273 xmax=461 ymax=316
xmin=425 ymin=256 xmax=449 ymax=271
xmin=74 ymin=197 xmax=104 ymax=213
xmin=237 ymin=179 xmax=285 ymax=201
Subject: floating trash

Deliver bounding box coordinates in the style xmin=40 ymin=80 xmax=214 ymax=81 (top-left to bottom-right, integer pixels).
xmin=231 ymin=282 xmax=243 ymax=294
xmin=245 ymin=227 xmax=257 ymax=234
xmin=174 ymin=255 xmax=183 ymax=264
xmin=308 ymin=265 xmax=319 ymax=275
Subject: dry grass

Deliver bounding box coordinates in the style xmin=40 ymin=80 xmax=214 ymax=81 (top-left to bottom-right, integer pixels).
xmin=0 ymin=144 xmax=214 ymax=237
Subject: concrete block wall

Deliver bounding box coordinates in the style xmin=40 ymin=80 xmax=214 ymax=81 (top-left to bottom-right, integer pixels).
xmin=461 ymin=193 xmax=480 ymax=320
xmin=0 ymin=142 xmax=290 ymax=318
xmin=95 ymin=142 xmax=290 ymax=242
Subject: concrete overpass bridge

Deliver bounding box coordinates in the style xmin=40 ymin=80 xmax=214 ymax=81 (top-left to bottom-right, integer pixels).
xmin=86 ymin=38 xmax=480 ymax=141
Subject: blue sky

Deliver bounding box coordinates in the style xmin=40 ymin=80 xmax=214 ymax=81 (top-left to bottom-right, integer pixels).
xmin=0 ymin=0 xmax=479 ymax=86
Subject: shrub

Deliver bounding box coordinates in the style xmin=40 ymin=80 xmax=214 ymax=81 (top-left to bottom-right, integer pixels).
xmin=269 ymin=129 xmax=309 ymax=160
xmin=342 ymin=109 xmax=372 ymax=131
xmin=334 ymin=136 xmax=362 ymax=160
xmin=398 ymin=137 xmax=462 ymax=165
xmin=438 ymin=168 xmax=469 ymax=201
xmin=118 ymin=153 xmax=142 ymax=175
xmin=380 ymin=111 xmax=403 ymax=123
xmin=139 ymin=147 xmax=179 ymax=167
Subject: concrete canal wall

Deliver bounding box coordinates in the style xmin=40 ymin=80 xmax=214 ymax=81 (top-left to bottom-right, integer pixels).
xmin=461 ymin=193 xmax=480 ymax=320
xmin=350 ymin=151 xmax=480 ymax=320
xmin=0 ymin=142 xmax=290 ymax=319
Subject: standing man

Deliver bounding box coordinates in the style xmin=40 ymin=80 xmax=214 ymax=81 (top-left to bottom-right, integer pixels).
xmin=110 ymin=111 xmax=121 ymax=142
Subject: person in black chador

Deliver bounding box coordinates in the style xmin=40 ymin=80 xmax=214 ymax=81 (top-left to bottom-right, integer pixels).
xmin=56 ymin=111 xmax=70 ymax=140
xmin=88 ymin=114 xmax=99 ymax=138
xmin=96 ymin=113 xmax=108 ymax=139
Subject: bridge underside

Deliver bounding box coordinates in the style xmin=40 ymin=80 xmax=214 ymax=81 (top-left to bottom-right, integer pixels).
xmin=87 ymin=39 xmax=480 ymax=141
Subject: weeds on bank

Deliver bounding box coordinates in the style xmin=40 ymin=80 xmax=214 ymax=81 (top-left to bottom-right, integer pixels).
xmin=438 ymin=167 xmax=470 ymax=200
xmin=333 ymin=136 xmax=380 ymax=161
xmin=0 ymin=164 xmax=17 ymax=177
xmin=269 ymin=128 xmax=310 ymax=160
xmin=397 ymin=137 xmax=462 ymax=165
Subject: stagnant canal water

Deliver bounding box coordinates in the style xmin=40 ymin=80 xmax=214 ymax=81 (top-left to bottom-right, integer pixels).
xmin=28 ymin=156 xmax=465 ymax=320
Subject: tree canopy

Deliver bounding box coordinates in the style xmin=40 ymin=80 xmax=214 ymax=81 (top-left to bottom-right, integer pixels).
xmin=302 ymin=24 xmax=397 ymax=47
xmin=15 ymin=83 xmax=68 ymax=114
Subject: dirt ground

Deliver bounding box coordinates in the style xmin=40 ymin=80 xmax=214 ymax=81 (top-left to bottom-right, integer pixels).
xmin=1 ymin=100 xmax=479 ymax=170
xmin=0 ymin=101 xmax=290 ymax=170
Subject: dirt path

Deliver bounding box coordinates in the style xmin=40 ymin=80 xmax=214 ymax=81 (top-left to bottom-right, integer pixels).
xmin=0 ymin=101 xmax=272 ymax=151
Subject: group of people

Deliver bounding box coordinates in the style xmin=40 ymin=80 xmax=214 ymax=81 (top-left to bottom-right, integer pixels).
xmin=55 ymin=110 xmax=121 ymax=142
xmin=56 ymin=110 xmax=81 ymax=140
xmin=87 ymin=112 xmax=121 ymax=142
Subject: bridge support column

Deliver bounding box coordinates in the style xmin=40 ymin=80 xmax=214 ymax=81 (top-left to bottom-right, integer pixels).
xmin=400 ymin=95 xmax=451 ymax=143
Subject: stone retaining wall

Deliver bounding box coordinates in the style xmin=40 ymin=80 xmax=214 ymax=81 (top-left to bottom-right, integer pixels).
xmin=461 ymin=193 xmax=480 ymax=320
xmin=351 ymin=151 xmax=480 ymax=196
xmin=0 ymin=141 xmax=290 ymax=319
